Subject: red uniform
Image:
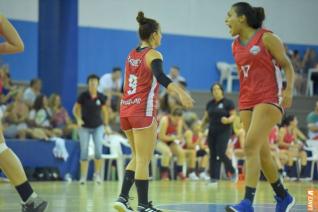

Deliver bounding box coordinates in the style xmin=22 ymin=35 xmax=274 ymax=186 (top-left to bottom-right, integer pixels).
xmin=280 ymin=128 xmax=295 ymax=150
xmin=120 ymin=47 xmax=160 ymax=130
xmin=232 ymin=28 xmax=283 ymax=110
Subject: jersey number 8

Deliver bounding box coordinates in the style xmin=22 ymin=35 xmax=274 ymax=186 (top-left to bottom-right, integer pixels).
xmin=127 ymin=74 xmax=137 ymax=95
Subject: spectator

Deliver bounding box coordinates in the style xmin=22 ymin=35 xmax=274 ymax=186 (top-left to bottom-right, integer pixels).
xmin=98 ymin=67 xmax=122 ymax=112
xmin=183 ymin=120 xmax=210 ymax=180
xmin=291 ymin=50 xmax=306 ymax=95
xmin=202 ymin=83 xmax=236 ymax=185
xmin=156 ymin=107 xmax=186 ymax=180
xmin=306 ymin=101 xmax=318 ymax=139
xmin=49 ymin=93 xmax=77 ymax=138
xmin=73 ymin=74 xmax=110 ymax=184
xmin=167 ymin=66 xmax=186 ymax=83
xmin=0 ymin=68 xmax=16 ymax=106
xmin=232 ymin=115 xmax=245 ymax=159
xmin=278 ymin=115 xmax=308 ymax=181
xmin=28 ymin=95 xmax=62 ymax=138
xmin=3 ymin=88 xmax=30 ymax=139
xmin=23 ymin=79 xmax=42 ymax=108
xmin=303 ymin=49 xmax=318 ymax=94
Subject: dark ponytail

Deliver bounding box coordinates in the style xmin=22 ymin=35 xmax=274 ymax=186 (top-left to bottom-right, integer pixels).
xmin=232 ymin=2 xmax=265 ymax=29
xmin=136 ymin=11 xmax=159 ymax=41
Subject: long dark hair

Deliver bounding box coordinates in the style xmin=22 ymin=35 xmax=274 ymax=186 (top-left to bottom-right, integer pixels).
xmin=33 ymin=95 xmax=46 ymax=111
xmin=136 ymin=11 xmax=160 ymax=41
xmin=232 ymin=2 xmax=265 ymax=29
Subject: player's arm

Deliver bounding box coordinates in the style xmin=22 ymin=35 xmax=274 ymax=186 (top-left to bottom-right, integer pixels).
xmin=145 ymin=49 xmax=194 ymax=109
xmin=201 ymin=111 xmax=209 ymax=129
xmin=72 ymin=103 xmax=83 ymax=127
xmin=263 ymin=33 xmax=295 ymax=108
xmin=0 ymin=15 xmax=24 ymax=54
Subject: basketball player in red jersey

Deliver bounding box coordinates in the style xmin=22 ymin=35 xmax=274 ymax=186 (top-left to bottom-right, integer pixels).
xmin=0 ymin=15 xmax=48 ymax=212
xmin=225 ymin=2 xmax=295 ymax=212
xmin=113 ymin=12 xmax=194 ymax=212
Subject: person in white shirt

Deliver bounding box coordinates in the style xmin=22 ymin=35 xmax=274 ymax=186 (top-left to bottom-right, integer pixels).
xmin=167 ymin=66 xmax=186 ymax=83
xmin=23 ymin=79 xmax=42 ymax=108
xmin=98 ymin=67 xmax=122 ymax=112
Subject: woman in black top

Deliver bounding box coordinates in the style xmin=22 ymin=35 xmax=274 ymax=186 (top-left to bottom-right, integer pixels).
xmin=202 ymin=83 xmax=236 ymax=184
xmin=73 ymin=74 xmax=110 ymax=184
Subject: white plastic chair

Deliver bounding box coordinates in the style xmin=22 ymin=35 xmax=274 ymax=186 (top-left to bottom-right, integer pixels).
xmin=306 ymin=68 xmax=318 ymax=96
xmin=216 ymin=62 xmax=239 ymax=92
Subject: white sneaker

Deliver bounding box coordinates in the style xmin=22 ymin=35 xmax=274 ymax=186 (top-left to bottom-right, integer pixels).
xmin=79 ymin=177 xmax=86 ymax=185
xmin=94 ymin=173 xmax=102 ymax=184
xmin=199 ymin=172 xmax=210 ymax=181
xmin=188 ymin=172 xmax=199 ymax=180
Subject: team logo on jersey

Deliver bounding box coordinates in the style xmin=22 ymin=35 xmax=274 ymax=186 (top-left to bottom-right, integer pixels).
xmin=218 ymin=103 xmax=224 ymax=109
xmin=249 ymin=45 xmax=261 ymax=55
xmin=96 ymin=99 xmax=101 ymax=106
xmin=128 ymin=56 xmax=142 ymax=67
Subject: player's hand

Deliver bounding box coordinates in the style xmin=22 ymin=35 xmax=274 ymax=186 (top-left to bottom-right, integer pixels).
xmin=104 ymin=125 xmax=112 ymax=135
xmin=282 ymin=88 xmax=293 ymax=109
xmin=179 ymin=92 xmax=194 ymax=109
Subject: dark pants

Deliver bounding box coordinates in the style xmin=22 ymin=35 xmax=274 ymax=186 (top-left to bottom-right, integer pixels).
xmin=207 ymin=128 xmax=235 ymax=179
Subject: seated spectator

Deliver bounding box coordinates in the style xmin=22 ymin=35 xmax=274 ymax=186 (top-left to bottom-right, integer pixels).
xmin=306 ymin=101 xmax=318 ymax=139
xmin=98 ymin=67 xmax=122 ymax=113
xmin=29 ymin=95 xmax=62 ymax=138
xmin=183 ymin=120 xmax=210 ymax=180
xmin=0 ymin=68 xmax=17 ymax=106
xmin=156 ymin=107 xmax=186 ymax=180
xmin=303 ymin=48 xmax=318 ymax=94
xmin=232 ymin=115 xmax=245 ymax=159
xmin=3 ymin=88 xmax=30 ymax=139
xmin=2 ymin=89 xmax=47 ymax=140
xmin=268 ymin=125 xmax=286 ymax=177
xmin=23 ymin=78 xmax=42 ymax=108
xmin=278 ymin=115 xmax=308 ymax=181
xmin=49 ymin=93 xmax=77 ymax=138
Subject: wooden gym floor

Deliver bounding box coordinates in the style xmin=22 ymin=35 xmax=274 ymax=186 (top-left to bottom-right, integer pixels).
xmin=0 ymin=180 xmax=315 ymax=212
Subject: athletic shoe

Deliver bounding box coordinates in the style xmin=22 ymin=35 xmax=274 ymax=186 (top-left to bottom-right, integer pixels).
xmin=22 ymin=196 xmax=48 ymax=212
xmin=79 ymin=177 xmax=86 ymax=185
xmin=93 ymin=173 xmax=102 ymax=184
xmin=137 ymin=201 xmax=162 ymax=212
xmin=113 ymin=196 xmax=134 ymax=212
xmin=188 ymin=172 xmax=199 ymax=180
xmin=274 ymin=191 xmax=295 ymax=212
xmin=207 ymin=179 xmax=218 ymax=187
xmin=199 ymin=172 xmax=210 ymax=181
xmin=225 ymin=199 xmax=254 ymax=212
xmin=177 ymin=172 xmax=187 ymax=181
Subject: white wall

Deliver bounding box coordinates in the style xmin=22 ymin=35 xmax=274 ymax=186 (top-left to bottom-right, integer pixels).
xmin=79 ymin=0 xmax=318 ymax=45
xmin=0 ymin=0 xmax=317 ymax=45
xmin=0 ymin=0 xmax=38 ymax=21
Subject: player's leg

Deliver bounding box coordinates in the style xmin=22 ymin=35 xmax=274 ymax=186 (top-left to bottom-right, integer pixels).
xmin=113 ymin=129 xmax=135 ymax=212
xmin=155 ymin=141 xmax=172 ymax=180
xmin=133 ymin=120 xmax=160 ymax=210
xmin=184 ymin=149 xmax=198 ymax=180
xmin=0 ymin=129 xmax=48 ymax=211
xmin=169 ymin=143 xmax=186 ymax=180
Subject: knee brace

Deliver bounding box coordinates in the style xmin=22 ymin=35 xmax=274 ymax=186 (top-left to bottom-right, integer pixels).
xmin=0 ymin=142 xmax=8 ymax=155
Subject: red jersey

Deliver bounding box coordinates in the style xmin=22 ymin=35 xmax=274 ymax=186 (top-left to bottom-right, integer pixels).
xmin=166 ymin=117 xmax=177 ymax=135
xmin=232 ymin=28 xmax=283 ymax=110
xmin=268 ymin=126 xmax=279 ymax=144
xmin=280 ymin=127 xmax=295 ymax=150
xmin=120 ymin=47 xmax=160 ymax=117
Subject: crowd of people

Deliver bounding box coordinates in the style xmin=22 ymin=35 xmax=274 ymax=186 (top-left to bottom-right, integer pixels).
xmin=0 ymin=60 xmax=315 ymax=184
